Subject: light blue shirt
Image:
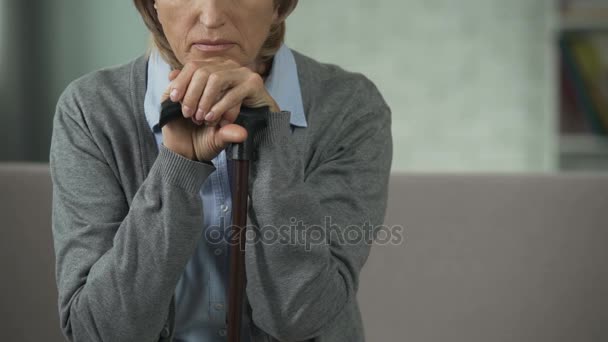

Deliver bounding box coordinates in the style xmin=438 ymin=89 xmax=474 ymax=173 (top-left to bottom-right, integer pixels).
xmin=144 ymin=43 xmax=307 ymax=341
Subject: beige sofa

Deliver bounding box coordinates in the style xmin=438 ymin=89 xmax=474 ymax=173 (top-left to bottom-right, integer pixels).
xmin=2 ymin=163 xmax=607 ymax=341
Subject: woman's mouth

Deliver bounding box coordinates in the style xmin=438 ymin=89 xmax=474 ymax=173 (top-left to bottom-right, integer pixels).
xmin=193 ymin=40 xmax=236 ymax=52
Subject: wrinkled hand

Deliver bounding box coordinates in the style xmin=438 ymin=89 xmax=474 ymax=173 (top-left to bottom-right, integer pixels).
xmin=160 ymin=58 xmax=280 ymax=162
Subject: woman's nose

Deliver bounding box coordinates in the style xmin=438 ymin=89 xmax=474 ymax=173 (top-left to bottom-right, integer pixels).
xmin=196 ymin=0 xmax=227 ymax=29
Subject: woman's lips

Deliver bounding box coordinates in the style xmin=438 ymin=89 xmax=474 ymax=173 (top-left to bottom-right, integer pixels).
xmin=193 ymin=43 xmax=235 ymax=52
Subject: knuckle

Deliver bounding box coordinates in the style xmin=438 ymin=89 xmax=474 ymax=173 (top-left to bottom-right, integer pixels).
xmin=193 ymin=68 xmax=210 ymax=79
xmin=208 ymin=72 xmax=220 ymax=84
xmin=247 ymin=73 xmax=263 ymax=86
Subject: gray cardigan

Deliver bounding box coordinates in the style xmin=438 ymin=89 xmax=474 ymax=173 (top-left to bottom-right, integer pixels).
xmin=49 ymin=49 xmax=393 ymax=342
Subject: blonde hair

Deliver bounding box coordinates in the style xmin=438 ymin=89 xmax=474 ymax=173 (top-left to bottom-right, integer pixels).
xmin=133 ymin=0 xmax=298 ymax=70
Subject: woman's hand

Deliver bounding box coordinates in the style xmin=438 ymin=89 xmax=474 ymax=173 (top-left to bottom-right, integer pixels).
xmin=160 ymin=58 xmax=280 ymax=162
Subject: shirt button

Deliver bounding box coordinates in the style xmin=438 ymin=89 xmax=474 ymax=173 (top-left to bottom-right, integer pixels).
xmin=214 ymin=303 xmax=224 ymax=310
xmin=221 ymin=204 xmax=229 ymax=212
xmin=218 ymin=328 xmax=227 ymax=337
xmin=214 ymin=248 xmax=223 ymax=256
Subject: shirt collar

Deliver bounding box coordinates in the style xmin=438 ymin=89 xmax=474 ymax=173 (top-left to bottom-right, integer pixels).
xmin=144 ymin=43 xmax=307 ymax=133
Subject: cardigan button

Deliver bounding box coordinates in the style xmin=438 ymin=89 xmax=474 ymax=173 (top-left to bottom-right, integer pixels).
xmin=160 ymin=324 xmax=170 ymax=338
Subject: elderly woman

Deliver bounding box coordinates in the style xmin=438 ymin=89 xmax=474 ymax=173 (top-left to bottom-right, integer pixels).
xmin=49 ymin=0 xmax=392 ymax=341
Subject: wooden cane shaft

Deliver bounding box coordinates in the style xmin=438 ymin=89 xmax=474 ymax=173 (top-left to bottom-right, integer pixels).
xmin=227 ymin=160 xmax=250 ymax=342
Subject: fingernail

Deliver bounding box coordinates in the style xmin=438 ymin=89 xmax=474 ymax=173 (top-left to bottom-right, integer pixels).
xmin=205 ymin=111 xmax=215 ymax=121
xmin=182 ymin=106 xmax=192 ymax=116
xmin=196 ymin=109 xmax=205 ymax=121
xmin=170 ymin=89 xmax=178 ymax=101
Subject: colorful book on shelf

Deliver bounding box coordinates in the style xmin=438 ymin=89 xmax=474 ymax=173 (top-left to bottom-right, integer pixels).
xmin=560 ymin=36 xmax=607 ymax=135
xmin=589 ymin=34 xmax=608 ymax=113
xmin=568 ymin=33 xmax=608 ymax=133
xmin=560 ymin=58 xmax=589 ymax=133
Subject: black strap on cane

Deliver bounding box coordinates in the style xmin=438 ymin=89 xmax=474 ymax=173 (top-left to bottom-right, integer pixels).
xmin=158 ymin=99 xmax=184 ymax=130
xmin=157 ymin=99 xmax=215 ymax=166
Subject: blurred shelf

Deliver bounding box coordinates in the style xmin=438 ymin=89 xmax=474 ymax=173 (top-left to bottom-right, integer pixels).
xmin=559 ymin=134 xmax=608 ymax=171
xmin=557 ymin=3 xmax=608 ymax=171
xmin=560 ymin=15 xmax=608 ymax=32
xmin=560 ymin=134 xmax=608 ymax=156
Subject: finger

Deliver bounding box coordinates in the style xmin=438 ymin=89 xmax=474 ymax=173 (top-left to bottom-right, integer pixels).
xmin=170 ymin=60 xmax=239 ymax=105
xmin=181 ymin=68 xmax=211 ymax=119
xmin=213 ymin=104 xmax=241 ymax=127
xmin=192 ymin=117 xmax=205 ymax=126
xmin=224 ymin=104 xmax=242 ymax=125
xmin=168 ymin=62 xmax=200 ymax=102
xmin=161 ymin=87 xmax=171 ymax=103
xmin=198 ymin=69 xmax=243 ymax=123
xmin=206 ymin=83 xmax=249 ymax=126
xmin=161 ymin=69 xmax=183 ymax=103
xmin=192 ymin=122 xmax=247 ymax=161
xmin=169 ymin=69 xmax=181 ymax=81
xmin=194 ymin=89 xmax=226 ymax=123
xmin=215 ymin=124 xmax=248 ymax=150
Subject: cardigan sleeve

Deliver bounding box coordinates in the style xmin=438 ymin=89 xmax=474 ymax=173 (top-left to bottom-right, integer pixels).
xmin=49 ymin=84 xmax=216 ymax=342
xmin=244 ymin=100 xmax=393 ymax=341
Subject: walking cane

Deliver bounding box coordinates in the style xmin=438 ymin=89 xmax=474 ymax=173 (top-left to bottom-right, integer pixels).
xmin=159 ymin=101 xmax=269 ymax=342
xmin=226 ymin=106 xmax=269 ymax=342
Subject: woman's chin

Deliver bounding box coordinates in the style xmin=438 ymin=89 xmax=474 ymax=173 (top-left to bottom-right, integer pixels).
xmin=185 ymin=47 xmax=241 ymax=64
